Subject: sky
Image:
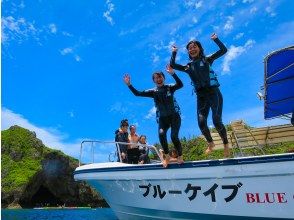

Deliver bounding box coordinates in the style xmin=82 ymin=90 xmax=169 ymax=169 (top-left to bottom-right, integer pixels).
xmin=2 ymin=0 xmax=294 ymax=160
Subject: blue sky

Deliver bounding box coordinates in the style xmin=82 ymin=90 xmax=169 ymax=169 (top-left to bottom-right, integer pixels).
xmin=2 ymin=0 xmax=294 ymax=159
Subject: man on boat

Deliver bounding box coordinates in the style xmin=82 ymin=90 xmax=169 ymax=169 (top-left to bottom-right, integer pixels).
xmin=127 ymin=124 xmax=140 ymax=164
xmin=115 ymin=119 xmax=129 ymax=163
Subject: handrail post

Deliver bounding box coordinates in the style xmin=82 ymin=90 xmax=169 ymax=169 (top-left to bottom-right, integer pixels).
xmin=79 ymin=141 xmax=83 ymax=166
xmin=92 ymin=142 xmax=94 ymax=163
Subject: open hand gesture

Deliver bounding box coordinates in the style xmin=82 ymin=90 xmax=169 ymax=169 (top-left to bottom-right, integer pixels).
xmin=171 ymin=45 xmax=178 ymax=52
xmin=166 ymin=64 xmax=175 ymax=75
xmin=211 ymin=33 xmax=218 ymax=40
xmin=123 ymin=74 xmax=131 ymax=86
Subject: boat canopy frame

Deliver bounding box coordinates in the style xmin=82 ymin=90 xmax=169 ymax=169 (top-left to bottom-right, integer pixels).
xmin=263 ymin=45 xmax=294 ymax=120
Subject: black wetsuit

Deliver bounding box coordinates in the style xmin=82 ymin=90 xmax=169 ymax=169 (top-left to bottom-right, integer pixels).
xmin=115 ymin=129 xmax=129 ymax=163
xmin=170 ymin=38 xmax=228 ymax=144
xmin=128 ymin=73 xmax=183 ymax=155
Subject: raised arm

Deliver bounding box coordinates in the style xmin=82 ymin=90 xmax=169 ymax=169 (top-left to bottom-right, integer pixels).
xmin=166 ymin=64 xmax=183 ymax=91
xmin=169 ymin=46 xmax=189 ymax=72
xmin=206 ymin=33 xmax=227 ymax=65
xmin=123 ymin=74 xmax=154 ymax=98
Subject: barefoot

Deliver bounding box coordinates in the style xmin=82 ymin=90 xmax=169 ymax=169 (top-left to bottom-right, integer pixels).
xmin=224 ymin=146 xmax=230 ymax=158
xmin=162 ymin=154 xmax=170 ymax=168
xmin=177 ymin=156 xmax=184 ymax=164
xmin=205 ymin=142 xmax=215 ymax=155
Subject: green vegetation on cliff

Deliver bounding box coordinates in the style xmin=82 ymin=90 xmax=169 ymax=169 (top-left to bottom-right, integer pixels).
xmin=1 ymin=126 xmax=44 ymax=193
xmin=1 ymin=125 xmax=103 ymax=208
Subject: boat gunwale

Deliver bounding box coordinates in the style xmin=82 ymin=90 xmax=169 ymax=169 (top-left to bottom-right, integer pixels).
xmin=74 ymin=153 xmax=294 ymax=175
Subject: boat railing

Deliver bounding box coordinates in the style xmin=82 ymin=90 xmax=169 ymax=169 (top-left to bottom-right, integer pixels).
xmin=230 ymin=120 xmax=265 ymax=157
xmin=79 ymin=140 xmax=162 ymax=166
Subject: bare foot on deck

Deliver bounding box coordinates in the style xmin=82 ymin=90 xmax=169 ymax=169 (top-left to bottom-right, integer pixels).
xmin=162 ymin=154 xmax=170 ymax=168
xmin=224 ymin=145 xmax=230 ymax=158
xmin=205 ymin=142 xmax=215 ymax=155
xmin=177 ymin=156 xmax=184 ymax=164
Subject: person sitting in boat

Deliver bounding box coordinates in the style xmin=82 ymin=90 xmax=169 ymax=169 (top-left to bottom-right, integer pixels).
xmin=138 ymin=135 xmax=150 ymax=164
xmin=115 ymin=119 xmax=129 ymax=163
xmin=123 ymin=64 xmax=184 ymax=168
xmin=127 ymin=124 xmax=140 ymax=164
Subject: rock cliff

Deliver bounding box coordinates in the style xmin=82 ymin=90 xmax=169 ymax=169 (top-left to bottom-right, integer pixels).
xmin=1 ymin=125 xmax=107 ymax=208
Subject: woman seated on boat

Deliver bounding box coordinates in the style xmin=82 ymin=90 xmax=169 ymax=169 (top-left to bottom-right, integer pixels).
xmin=123 ymin=65 xmax=184 ymax=168
xmin=138 ymin=135 xmax=150 ymax=164
xmin=127 ymin=124 xmax=140 ymax=164
xmin=115 ymin=119 xmax=130 ymax=163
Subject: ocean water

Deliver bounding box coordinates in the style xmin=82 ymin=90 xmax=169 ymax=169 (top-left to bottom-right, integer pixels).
xmin=1 ymin=208 xmax=118 ymax=220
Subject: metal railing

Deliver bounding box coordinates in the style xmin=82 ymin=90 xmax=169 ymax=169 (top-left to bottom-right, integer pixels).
xmin=79 ymin=140 xmax=162 ymax=166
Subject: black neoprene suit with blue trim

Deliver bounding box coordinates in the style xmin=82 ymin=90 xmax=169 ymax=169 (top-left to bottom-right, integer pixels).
xmin=170 ymin=38 xmax=228 ymax=144
xmin=128 ymin=73 xmax=183 ymax=155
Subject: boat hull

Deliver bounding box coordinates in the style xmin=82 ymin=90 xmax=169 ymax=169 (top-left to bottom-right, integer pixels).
xmin=74 ymin=154 xmax=294 ymax=219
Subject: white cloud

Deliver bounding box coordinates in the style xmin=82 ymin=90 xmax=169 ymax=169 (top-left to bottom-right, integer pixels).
xmin=152 ymin=53 xmax=159 ymax=63
xmin=250 ymin=6 xmax=258 ymax=14
xmin=227 ymin=0 xmax=236 ymax=6
xmin=75 ymin=55 xmax=81 ymax=62
xmin=19 ymin=1 xmax=25 ymax=9
xmin=184 ymin=0 xmax=195 ymax=7
xmin=103 ymin=0 xmax=115 ymax=26
xmin=195 ymin=1 xmax=203 ymax=9
xmin=265 ymin=6 xmax=276 ymax=17
xmin=1 ymin=16 xmax=38 ymax=44
xmin=184 ymin=0 xmax=202 ymax=9
xmin=145 ymin=107 xmax=156 ymax=119
xmin=192 ymin=17 xmax=198 ymax=24
xmin=234 ymin=32 xmax=244 ymax=40
xmin=224 ymin=16 xmax=234 ymax=32
xmin=62 ymin=31 xmax=73 ymax=37
xmin=60 ymin=47 xmax=73 ymax=55
xmin=222 ymin=39 xmax=255 ymax=73
xmin=60 ymin=47 xmax=82 ymax=62
xmin=1 ymin=108 xmax=81 ymax=158
xmin=68 ymin=110 xmax=75 ymax=118
xmin=110 ymin=102 xmax=128 ymax=114
xmin=243 ymin=0 xmax=254 ymax=3
xmin=49 ymin=23 xmax=57 ymax=34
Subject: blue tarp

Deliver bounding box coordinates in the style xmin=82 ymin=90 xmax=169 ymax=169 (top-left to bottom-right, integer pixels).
xmin=264 ymin=46 xmax=294 ymax=119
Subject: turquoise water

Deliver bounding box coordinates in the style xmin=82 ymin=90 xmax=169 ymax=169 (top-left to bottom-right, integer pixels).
xmin=2 ymin=208 xmax=118 ymax=220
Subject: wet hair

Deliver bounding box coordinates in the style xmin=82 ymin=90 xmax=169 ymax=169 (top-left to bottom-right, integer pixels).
xmin=139 ymin=135 xmax=147 ymax=144
xmin=120 ymin=119 xmax=129 ymax=127
xmin=186 ymin=40 xmax=204 ymax=60
xmin=152 ymin=71 xmax=165 ymax=81
xmin=139 ymin=135 xmax=147 ymax=140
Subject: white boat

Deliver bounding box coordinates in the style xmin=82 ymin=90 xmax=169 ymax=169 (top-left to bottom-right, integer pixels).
xmin=74 ymin=47 xmax=294 ymax=219
xmin=74 ymin=140 xmax=294 ymax=220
